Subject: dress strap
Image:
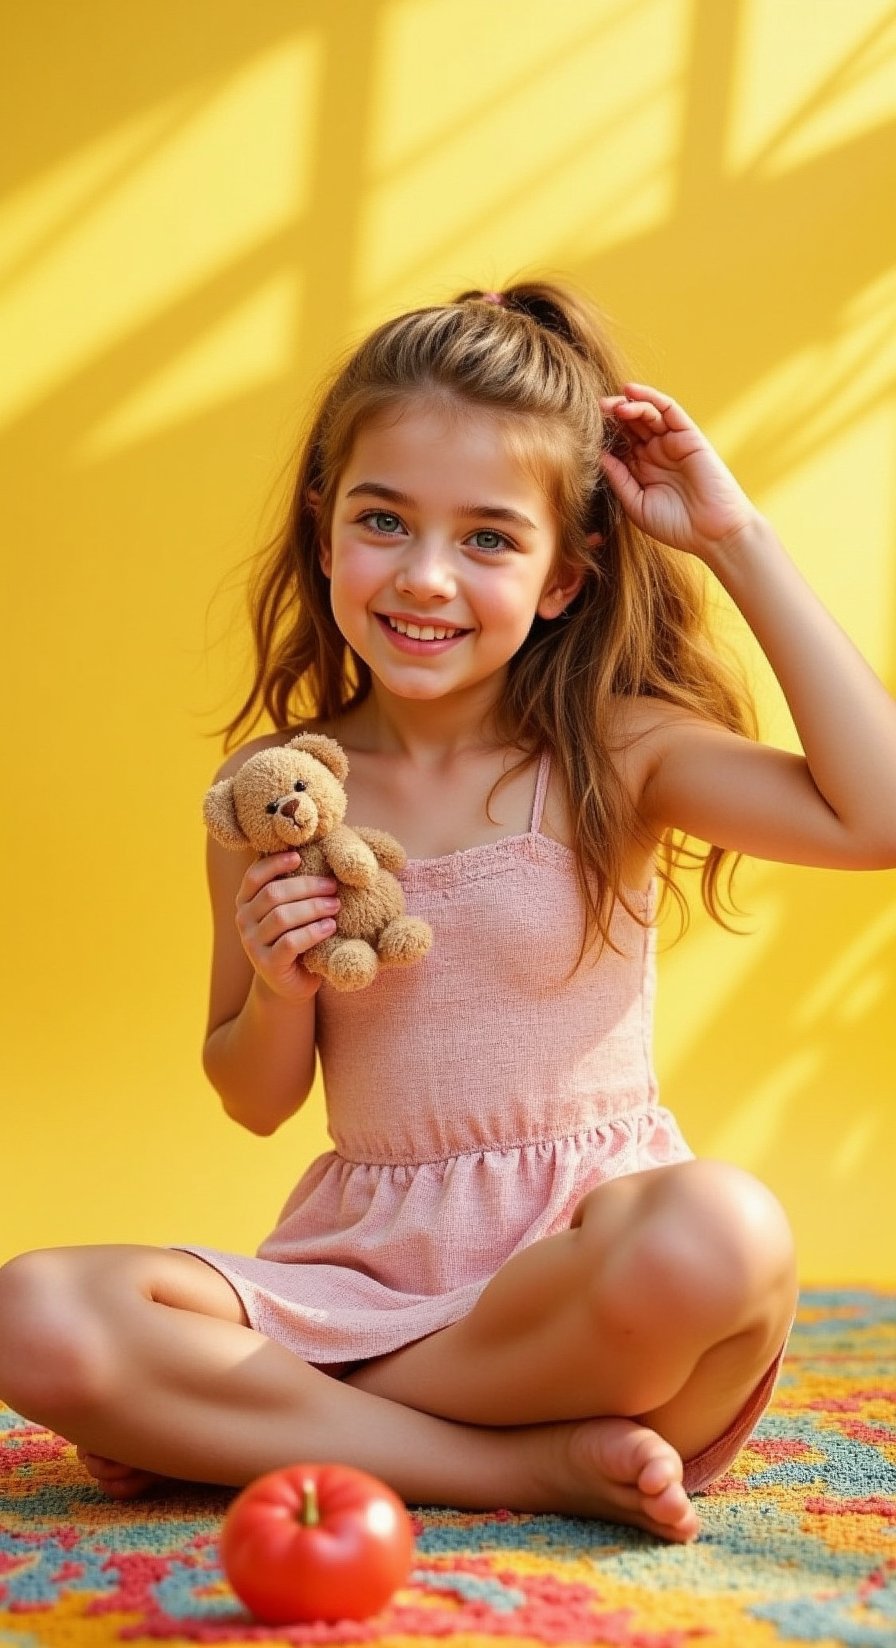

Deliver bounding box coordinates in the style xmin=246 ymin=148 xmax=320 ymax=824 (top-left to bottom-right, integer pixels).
xmin=529 ymin=748 xmax=552 ymax=835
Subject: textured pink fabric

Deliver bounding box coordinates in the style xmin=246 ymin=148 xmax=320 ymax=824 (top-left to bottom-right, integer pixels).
xmin=175 ymin=750 xmax=784 ymax=1486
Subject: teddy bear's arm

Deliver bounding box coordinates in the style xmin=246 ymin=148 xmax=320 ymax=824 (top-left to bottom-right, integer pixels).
xmin=319 ymin=824 xmax=378 ymax=888
xmin=350 ymin=826 xmax=407 ymax=874
xmin=298 ymin=843 xmax=329 ymax=877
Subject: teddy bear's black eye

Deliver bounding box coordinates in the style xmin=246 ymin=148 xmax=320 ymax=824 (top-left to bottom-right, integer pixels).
xmin=293 ymin=781 xmax=306 ymax=792
xmin=265 ymin=802 xmax=278 ymax=814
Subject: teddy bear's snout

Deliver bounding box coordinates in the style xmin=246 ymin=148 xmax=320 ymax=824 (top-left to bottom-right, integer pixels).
xmin=276 ymin=794 xmax=316 ymax=833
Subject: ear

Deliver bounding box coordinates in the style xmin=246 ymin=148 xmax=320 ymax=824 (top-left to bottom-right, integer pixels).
xmin=202 ymin=778 xmax=250 ymax=849
xmin=287 ymin=733 xmax=349 ymax=783
xmin=537 ymin=534 xmax=601 ymax=620
xmin=307 ymin=488 xmax=331 ymax=577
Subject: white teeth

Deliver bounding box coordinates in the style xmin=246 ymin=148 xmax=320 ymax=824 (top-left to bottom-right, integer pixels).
xmin=387 ymin=617 xmax=462 ymax=640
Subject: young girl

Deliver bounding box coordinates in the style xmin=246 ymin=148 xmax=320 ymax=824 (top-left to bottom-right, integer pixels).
xmin=2 ymin=281 xmax=894 ymax=1545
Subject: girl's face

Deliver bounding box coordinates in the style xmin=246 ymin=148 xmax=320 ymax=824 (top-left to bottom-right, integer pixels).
xmin=319 ymin=399 xmax=583 ymax=707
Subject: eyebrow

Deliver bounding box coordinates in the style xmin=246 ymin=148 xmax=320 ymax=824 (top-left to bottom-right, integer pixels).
xmin=344 ymin=481 xmax=539 ymax=532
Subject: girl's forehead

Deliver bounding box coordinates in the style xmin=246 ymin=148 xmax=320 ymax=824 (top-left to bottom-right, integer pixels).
xmin=341 ymin=400 xmax=553 ymax=516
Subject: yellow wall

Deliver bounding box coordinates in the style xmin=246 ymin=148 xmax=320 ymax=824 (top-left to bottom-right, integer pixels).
xmin=3 ymin=0 xmax=895 ymax=1282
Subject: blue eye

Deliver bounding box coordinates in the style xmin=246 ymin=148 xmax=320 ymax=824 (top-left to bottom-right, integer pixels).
xmin=358 ymin=511 xmax=511 ymax=552
xmin=361 ymin=511 xmax=403 ymax=534
xmin=470 ymin=529 xmax=510 ymax=553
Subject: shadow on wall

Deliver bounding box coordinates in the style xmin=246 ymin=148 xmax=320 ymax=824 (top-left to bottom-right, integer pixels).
xmin=655 ymin=857 xmax=896 ymax=1279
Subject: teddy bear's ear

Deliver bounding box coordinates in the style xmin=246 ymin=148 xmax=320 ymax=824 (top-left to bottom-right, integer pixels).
xmin=287 ymin=733 xmax=349 ymax=783
xmin=202 ymin=779 xmax=250 ymax=849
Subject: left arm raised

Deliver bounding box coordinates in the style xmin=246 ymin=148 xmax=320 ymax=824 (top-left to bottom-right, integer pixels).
xmin=602 ymin=386 xmax=896 ymax=869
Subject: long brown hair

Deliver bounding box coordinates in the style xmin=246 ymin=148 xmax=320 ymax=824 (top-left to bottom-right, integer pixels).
xmin=222 ymin=278 xmax=758 ymax=961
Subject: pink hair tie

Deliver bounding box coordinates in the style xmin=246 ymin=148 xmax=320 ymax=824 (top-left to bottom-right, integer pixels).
xmin=481 ymin=291 xmax=504 ymax=305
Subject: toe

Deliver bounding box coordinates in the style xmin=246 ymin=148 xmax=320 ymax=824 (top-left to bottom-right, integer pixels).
xmin=570 ymin=1417 xmax=700 ymax=1542
xmin=595 ymin=1419 xmax=682 ymax=1489
xmin=76 ymin=1448 xmax=160 ymax=1498
xmin=648 ymin=1479 xmax=696 ymax=1527
xmin=635 ymin=1449 xmax=680 ymax=1496
xmin=101 ymin=1475 xmax=158 ymax=1500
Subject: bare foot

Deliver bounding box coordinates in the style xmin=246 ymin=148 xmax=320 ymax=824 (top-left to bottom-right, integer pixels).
xmin=76 ymin=1448 xmax=167 ymax=1500
xmin=75 ymin=1421 xmax=698 ymax=1538
xmin=537 ymin=1416 xmax=700 ymax=1542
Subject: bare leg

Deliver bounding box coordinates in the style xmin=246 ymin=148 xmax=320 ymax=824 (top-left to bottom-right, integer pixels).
xmin=347 ymin=1160 xmax=798 ymax=1470
xmin=0 ymin=1244 xmax=698 ymax=1540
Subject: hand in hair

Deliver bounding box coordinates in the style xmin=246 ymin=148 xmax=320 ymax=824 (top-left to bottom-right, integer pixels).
xmin=599 ymin=384 xmax=759 ymax=564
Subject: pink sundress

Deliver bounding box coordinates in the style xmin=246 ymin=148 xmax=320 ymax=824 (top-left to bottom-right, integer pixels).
xmin=175 ymin=750 xmax=788 ymax=1492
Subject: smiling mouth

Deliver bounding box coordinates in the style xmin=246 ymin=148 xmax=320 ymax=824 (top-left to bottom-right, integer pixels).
xmin=380 ymin=615 xmax=470 ymax=641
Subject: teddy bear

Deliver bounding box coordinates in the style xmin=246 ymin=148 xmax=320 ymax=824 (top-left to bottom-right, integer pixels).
xmin=203 ymin=733 xmax=433 ymax=992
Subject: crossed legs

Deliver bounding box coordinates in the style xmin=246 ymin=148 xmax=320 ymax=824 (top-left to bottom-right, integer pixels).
xmin=347 ymin=1158 xmax=798 ymax=1461
xmin=0 ymin=1159 xmax=797 ymax=1542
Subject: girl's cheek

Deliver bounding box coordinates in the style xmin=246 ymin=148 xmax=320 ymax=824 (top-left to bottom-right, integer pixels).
xmin=331 ymin=540 xmax=382 ymax=589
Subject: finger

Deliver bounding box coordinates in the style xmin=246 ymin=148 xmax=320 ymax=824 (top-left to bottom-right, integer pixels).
xmin=240 ymin=867 xmax=337 ymax=913
xmin=270 ymin=917 xmax=339 ymax=961
xmin=600 ymin=398 xmax=666 ymax=449
xmin=601 ymin=394 xmax=664 ymax=421
xmin=238 ymin=851 xmax=303 ymax=900
xmin=256 ymin=896 xmax=341 ymax=946
xmin=599 ymin=449 xmax=646 ymax=518
xmin=602 ymin=393 xmax=666 ymax=429
xmin=249 ymin=921 xmax=338 ymax=982
xmin=622 ymin=408 xmax=665 ymax=444
xmin=619 ymin=383 xmax=691 ymax=431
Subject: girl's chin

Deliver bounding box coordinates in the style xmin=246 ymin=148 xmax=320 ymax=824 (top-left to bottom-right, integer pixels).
xmin=376 ymin=676 xmax=464 ymax=701
xmin=371 ymin=667 xmax=509 ymax=709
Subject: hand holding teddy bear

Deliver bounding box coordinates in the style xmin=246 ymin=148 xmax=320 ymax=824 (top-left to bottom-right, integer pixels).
xmin=204 ymin=734 xmax=433 ymax=994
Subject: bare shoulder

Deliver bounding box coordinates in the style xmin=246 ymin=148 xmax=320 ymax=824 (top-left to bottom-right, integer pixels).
xmin=605 ymin=693 xmax=721 ymax=777
xmin=606 ymin=692 xmax=717 ymax=740
xmin=600 ymin=695 xmax=727 ymax=878
xmin=601 ymin=694 xmax=667 ymax=803
xmin=541 ymin=695 xmax=715 ymax=893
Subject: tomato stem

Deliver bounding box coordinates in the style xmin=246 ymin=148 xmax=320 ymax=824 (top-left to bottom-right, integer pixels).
xmin=300 ymin=1478 xmax=321 ymax=1526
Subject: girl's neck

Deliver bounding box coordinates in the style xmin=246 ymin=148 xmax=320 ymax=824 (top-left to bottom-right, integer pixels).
xmin=344 ymin=678 xmax=512 ymax=768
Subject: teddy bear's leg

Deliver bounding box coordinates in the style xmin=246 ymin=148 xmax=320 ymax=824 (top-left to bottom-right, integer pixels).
xmin=305 ymin=935 xmax=380 ymax=992
xmin=376 ymin=917 xmax=433 ymax=968
xmin=302 ymin=934 xmax=342 ymax=976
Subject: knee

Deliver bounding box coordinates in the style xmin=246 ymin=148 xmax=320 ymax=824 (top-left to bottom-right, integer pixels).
xmin=581 ymin=1161 xmax=798 ymax=1347
xmin=0 ymin=1250 xmax=114 ymax=1421
xmin=683 ymin=1160 xmax=797 ymax=1315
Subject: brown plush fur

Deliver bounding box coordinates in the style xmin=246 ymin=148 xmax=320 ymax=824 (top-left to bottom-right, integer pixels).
xmin=203 ymin=734 xmax=432 ymax=991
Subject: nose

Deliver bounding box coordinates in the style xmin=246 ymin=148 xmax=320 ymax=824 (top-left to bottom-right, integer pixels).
xmin=395 ymin=536 xmax=457 ymax=601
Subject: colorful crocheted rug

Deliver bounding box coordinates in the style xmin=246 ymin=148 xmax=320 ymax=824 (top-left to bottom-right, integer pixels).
xmin=1 ymin=1287 xmax=894 ymax=1647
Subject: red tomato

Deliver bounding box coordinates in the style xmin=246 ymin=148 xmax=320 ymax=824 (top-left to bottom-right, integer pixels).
xmin=220 ymin=1462 xmax=415 ymax=1625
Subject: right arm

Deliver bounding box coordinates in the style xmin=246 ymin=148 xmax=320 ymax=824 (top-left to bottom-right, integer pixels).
xmin=201 ymin=763 xmax=341 ymax=1136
